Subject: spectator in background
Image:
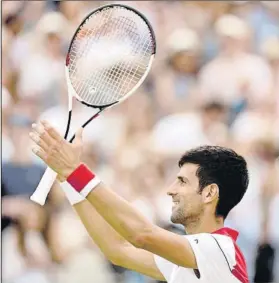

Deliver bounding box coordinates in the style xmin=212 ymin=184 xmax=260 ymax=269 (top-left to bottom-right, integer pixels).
xmin=2 ymin=2 xmax=37 ymax=101
xmin=2 ymin=26 xmax=13 ymax=93
xmin=227 ymin=134 xmax=278 ymax=282
xmin=2 ymin=87 xmax=15 ymax=162
xmin=198 ymin=14 xmax=273 ymax=111
xmin=150 ymin=101 xmax=228 ymax=158
xmin=44 ymin=189 xmax=118 ymax=283
xmin=252 ymin=138 xmax=278 ymax=283
xmin=2 ymin=100 xmax=45 ymax=197
xmin=1 ymin=100 xmax=51 ymax=280
xmin=58 ymin=1 xmax=98 ymax=26
xmin=234 ymin=1 xmax=279 ymax=51
xmin=182 ymin=1 xmax=234 ymax=62
xmin=16 ymin=11 xmax=69 ymax=109
xmin=260 ymin=36 xmax=279 ymax=120
xmin=154 ymin=27 xmax=202 ymax=114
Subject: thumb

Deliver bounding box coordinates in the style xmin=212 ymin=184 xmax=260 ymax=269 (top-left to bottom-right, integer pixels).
xmin=73 ymin=127 xmax=83 ymax=146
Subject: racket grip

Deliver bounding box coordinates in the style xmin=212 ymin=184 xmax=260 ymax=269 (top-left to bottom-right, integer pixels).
xmin=30 ymin=167 xmax=58 ymax=206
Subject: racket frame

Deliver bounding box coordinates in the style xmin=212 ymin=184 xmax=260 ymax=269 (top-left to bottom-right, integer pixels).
xmin=30 ymin=3 xmax=156 ymax=206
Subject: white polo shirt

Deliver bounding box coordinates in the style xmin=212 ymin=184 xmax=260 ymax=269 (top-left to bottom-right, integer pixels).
xmin=154 ymin=228 xmax=248 ymax=283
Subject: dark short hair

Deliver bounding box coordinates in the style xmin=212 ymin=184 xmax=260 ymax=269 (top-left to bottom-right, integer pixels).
xmin=178 ymin=145 xmax=249 ymax=219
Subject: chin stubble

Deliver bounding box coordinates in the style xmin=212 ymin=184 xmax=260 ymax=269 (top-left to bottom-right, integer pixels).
xmin=171 ymin=204 xmax=204 ymax=228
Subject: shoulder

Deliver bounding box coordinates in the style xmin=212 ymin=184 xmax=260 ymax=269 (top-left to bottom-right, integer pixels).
xmin=186 ymin=233 xmax=248 ymax=283
xmin=187 ymin=233 xmax=236 ymax=261
xmin=187 ymin=233 xmax=241 ymax=265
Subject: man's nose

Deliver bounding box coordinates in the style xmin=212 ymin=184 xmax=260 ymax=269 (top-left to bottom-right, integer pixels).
xmin=167 ymin=185 xmax=177 ymax=196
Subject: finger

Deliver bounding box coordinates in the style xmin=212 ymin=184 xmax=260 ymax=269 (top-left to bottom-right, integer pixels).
xmin=29 ymin=132 xmax=49 ymax=152
xmin=32 ymin=123 xmax=54 ymax=145
xmin=41 ymin=120 xmax=63 ymax=143
xmin=31 ymin=146 xmax=47 ymax=162
xmin=32 ymin=122 xmax=45 ymax=135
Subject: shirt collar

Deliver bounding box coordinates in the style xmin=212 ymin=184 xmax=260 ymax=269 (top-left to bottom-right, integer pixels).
xmin=212 ymin=227 xmax=239 ymax=241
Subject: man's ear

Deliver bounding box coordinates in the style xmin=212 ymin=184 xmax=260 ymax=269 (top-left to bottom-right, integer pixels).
xmin=202 ymin=184 xmax=219 ymax=204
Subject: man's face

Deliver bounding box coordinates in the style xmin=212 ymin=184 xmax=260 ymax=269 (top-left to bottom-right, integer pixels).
xmin=171 ymin=52 xmax=199 ymax=74
xmin=167 ymin=163 xmax=204 ymax=226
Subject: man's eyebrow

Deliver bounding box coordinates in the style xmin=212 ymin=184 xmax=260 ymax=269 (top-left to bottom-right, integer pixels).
xmin=177 ymin=176 xmax=189 ymax=183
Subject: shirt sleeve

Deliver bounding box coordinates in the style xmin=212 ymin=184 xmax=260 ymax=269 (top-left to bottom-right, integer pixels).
xmin=153 ymin=254 xmax=176 ymax=282
xmin=186 ymin=233 xmax=236 ymax=279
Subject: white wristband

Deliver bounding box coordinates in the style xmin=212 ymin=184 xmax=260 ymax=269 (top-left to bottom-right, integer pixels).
xmin=60 ymin=181 xmax=85 ymax=205
xmin=79 ymin=177 xmax=101 ymax=198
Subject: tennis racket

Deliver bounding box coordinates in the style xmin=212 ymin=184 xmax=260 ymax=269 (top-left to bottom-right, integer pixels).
xmin=30 ymin=4 xmax=156 ymax=205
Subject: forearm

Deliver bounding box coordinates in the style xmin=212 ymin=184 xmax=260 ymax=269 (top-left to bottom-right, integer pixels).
xmin=73 ymin=199 xmax=129 ymax=260
xmin=86 ymin=182 xmax=154 ymax=246
xmin=58 ymin=179 xmax=130 ymax=260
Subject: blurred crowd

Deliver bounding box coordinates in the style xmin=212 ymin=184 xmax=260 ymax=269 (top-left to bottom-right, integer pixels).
xmin=2 ymin=1 xmax=279 ymax=283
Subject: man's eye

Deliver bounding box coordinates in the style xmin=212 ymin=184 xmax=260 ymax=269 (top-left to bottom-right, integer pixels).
xmin=179 ymin=179 xmax=186 ymax=185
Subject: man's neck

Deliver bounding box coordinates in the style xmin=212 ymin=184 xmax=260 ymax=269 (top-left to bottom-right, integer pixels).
xmin=185 ymin=215 xmax=224 ymax=235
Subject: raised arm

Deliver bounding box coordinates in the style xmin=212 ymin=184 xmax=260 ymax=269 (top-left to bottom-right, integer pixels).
xmin=30 ymin=121 xmax=196 ymax=269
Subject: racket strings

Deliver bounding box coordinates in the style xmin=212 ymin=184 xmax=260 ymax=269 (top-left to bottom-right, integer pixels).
xmin=68 ymin=11 xmax=112 ymax=90
xmin=68 ymin=6 xmax=154 ymax=106
xmin=69 ymin=8 xmax=118 ymax=75
xmin=87 ymin=13 xmax=137 ymax=104
xmin=92 ymin=17 xmax=152 ymax=105
xmin=95 ymin=24 xmax=152 ymax=104
xmin=70 ymin=12 xmax=118 ymax=101
xmin=115 ymin=34 xmax=153 ymax=96
xmin=82 ymin=11 xmax=150 ymax=101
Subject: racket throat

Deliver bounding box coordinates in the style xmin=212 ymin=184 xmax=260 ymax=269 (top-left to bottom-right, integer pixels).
xmin=64 ymin=110 xmax=72 ymax=140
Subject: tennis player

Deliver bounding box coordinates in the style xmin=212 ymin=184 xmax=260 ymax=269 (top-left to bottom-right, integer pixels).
xmin=30 ymin=120 xmax=249 ymax=283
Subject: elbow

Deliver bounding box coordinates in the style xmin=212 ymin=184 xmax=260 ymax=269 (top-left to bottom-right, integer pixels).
xmin=130 ymin=226 xmax=155 ymax=249
xmin=131 ymin=234 xmax=145 ymax=249
xmin=108 ymin=254 xmax=121 ymax=266
xmin=107 ymin=249 xmax=125 ymax=266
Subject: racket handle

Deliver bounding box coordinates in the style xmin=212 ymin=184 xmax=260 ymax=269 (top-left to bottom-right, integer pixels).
xmin=30 ymin=167 xmax=58 ymax=206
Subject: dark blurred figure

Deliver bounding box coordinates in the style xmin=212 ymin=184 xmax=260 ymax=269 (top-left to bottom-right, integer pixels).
xmin=253 ymin=138 xmax=278 ymax=283
xmin=2 ymin=101 xmax=45 ymax=197
xmin=2 ymin=182 xmax=13 ymax=231
xmin=254 ymin=243 xmax=275 ymax=283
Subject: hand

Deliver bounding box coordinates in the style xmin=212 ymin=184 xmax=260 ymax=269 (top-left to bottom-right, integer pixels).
xmin=30 ymin=121 xmax=83 ymax=182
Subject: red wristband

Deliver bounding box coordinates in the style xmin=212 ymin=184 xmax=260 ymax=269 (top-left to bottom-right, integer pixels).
xmin=67 ymin=164 xmax=96 ymax=193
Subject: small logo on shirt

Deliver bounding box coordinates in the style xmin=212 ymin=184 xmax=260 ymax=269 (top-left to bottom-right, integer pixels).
xmin=194 ymin=269 xmax=201 ymax=279
xmin=194 ymin=239 xmax=199 ymax=244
